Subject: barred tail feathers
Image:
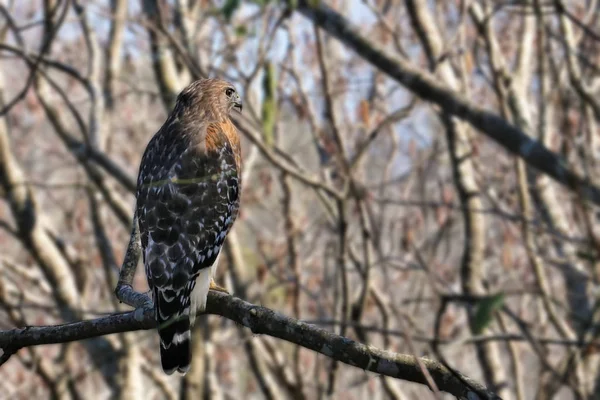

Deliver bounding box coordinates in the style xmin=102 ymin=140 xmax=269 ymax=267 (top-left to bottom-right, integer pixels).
xmin=155 ymin=288 xmax=192 ymax=375
xmin=155 ymin=264 xmax=215 ymax=374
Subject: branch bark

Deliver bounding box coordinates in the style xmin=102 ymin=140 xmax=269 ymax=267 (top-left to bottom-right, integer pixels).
xmin=0 ymin=291 xmax=499 ymax=400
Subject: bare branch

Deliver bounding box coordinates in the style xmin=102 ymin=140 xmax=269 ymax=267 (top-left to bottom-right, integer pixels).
xmin=0 ymin=292 xmax=499 ymax=400
xmin=292 ymin=0 xmax=600 ymax=205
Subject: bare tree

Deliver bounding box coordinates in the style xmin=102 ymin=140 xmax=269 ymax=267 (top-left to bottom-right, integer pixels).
xmin=0 ymin=1 xmax=599 ymax=399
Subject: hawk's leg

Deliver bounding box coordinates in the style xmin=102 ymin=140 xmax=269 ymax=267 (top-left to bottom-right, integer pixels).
xmin=209 ymin=279 xmax=229 ymax=294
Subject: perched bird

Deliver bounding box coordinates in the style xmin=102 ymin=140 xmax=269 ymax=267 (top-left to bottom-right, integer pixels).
xmin=135 ymin=78 xmax=243 ymax=375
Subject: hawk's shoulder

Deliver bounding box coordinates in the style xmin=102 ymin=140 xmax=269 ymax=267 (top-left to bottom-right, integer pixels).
xmin=137 ymin=117 xmax=193 ymax=187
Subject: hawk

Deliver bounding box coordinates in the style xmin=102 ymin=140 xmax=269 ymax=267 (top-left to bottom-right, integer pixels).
xmin=136 ymin=78 xmax=243 ymax=375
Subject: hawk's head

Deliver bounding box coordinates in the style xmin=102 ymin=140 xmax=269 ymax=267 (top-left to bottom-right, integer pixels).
xmin=176 ymin=78 xmax=242 ymax=120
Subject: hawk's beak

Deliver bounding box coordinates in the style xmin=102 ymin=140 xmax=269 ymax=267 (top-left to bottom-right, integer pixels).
xmin=233 ymin=94 xmax=243 ymax=113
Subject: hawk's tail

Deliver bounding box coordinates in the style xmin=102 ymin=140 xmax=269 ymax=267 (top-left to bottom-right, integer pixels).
xmin=155 ymin=288 xmax=192 ymax=375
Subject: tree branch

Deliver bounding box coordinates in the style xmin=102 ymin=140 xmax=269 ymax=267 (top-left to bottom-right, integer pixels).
xmin=0 ymin=291 xmax=499 ymax=400
xmin=291 ymin=0 xmax=600 ymax=206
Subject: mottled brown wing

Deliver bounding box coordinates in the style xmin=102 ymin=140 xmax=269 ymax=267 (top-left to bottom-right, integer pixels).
xmin=136 ymin=117 xmax=240 ymax=374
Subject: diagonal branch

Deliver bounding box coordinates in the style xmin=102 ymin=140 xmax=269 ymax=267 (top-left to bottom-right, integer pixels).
xmin=0 ymin=291 xmax=499 ymax=400
xmin=290 ymin=0 xmax=600 ymax=206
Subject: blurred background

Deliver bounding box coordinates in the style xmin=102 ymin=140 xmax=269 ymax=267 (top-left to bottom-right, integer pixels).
xmin=0 ymin=0 xmax=599 ymax=399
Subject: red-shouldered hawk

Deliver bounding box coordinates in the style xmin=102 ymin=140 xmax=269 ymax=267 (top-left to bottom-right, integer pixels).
xmin=136 ymin=78 xmax=242 ymax=375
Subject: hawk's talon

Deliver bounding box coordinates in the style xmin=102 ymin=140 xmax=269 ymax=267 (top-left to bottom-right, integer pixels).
xmin=209 ymin=279 xmax=229 ymax=294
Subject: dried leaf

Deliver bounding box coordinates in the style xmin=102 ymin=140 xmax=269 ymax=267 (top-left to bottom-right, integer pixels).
xmin=358 ymin=99 xmax=370 ymax=128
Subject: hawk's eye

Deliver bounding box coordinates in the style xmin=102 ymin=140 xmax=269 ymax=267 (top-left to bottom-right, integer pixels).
xmin=225 ymin=88 xmax=235 ymax=97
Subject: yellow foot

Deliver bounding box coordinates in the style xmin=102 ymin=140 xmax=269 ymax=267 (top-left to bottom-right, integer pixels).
xmin=209 ymin=279 xmax=229 ymax=294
